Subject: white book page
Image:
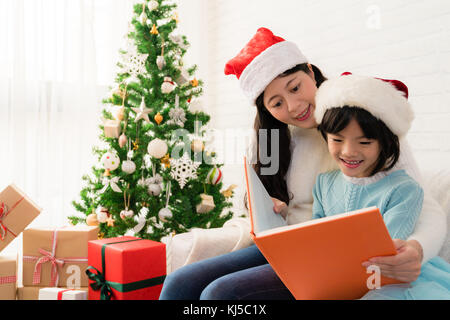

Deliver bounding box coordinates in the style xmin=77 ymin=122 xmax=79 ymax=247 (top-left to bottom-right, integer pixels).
xmin=246 ymin=161 xmax=287 ymax=234
xmin=256 ymin=206 xmax=378 ymax=237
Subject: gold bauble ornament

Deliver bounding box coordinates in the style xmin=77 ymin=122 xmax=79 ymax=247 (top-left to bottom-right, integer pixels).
xmin=154 ymin=112 xmax=163 ymax=125
xmin=86 ymin=213 xmax=99 ymax=226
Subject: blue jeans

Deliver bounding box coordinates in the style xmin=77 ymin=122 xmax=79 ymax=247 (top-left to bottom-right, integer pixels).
xmin=159 ymin=245 xmax=294 ymax=300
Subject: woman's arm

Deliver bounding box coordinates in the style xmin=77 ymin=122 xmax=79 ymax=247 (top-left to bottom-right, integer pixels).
xmin=394 ymin=138 xmax=447 ymax=262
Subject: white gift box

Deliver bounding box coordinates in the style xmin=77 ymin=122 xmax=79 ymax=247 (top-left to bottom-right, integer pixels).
xmin=38 ymin=288 xmax=88 ymax=300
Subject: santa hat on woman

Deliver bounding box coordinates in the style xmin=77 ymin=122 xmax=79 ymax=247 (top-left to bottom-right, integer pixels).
xmin=314 ymin=72 xmax=414 ymax=138
xmin=225 ymin=27 xmax=309 ymax=104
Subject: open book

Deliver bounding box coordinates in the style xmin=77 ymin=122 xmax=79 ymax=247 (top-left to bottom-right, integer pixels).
xmin=244 ymin=157 xmax=400 ymax=300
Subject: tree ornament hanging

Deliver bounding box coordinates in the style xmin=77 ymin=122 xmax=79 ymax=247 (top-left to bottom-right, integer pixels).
xmin=95 ymin=207 xmax=110 ymax=223
xmin=133 ymin=214 xmax=147 ymax=233
xmin=122 ymin=160 xmax=136 ymax=174
xmin=167 ymin=96 xmax=186 ymax=127
xmin=190 ymin=78 xmax=199 ymax=87
xmin=147 ymin=138 xmax=168 ymax=159
xmin=154 ymin=112 xmax=163 ymax=125
xmin=150 ymin=24 xmax=159 ymax=35
xmin=206 ymin=166 xmax=223 ymax=185
xmin=101 ymin=151 xmax=120 ymax=176
xmin=139 ymin=3 xmax=147 ymax=25
xmin=161 ymin=154 xmax=171 ymax=168
xmin=99 ymin=176 xmax=122 ymax=193
xmin=161 ymin=77 xmax=176 ymax=94
xmin=121 ymin=39 xmax=149 ymax=79
xmin=147 ymin=0 xmax=158 ymax=11
xmin=106 ymin=216 xmax=116 ymax=227
xmin=196 ymin=193 xmax=215 ymax=214
xmin=158 ymin=181 xmax=173 ymax=221
xmin=119 ymin=133 xmax=127 ymax=148
xmin=221 ymin=184 xmax=238 ymax=198
xmin=147 ymin=173 xmax=163 ymax=196
xmin=132 ymin=97 xmax=153 ymax=123
xmin=86 ymin=212 xmax=100 ymax=226
xmin=170 ymin=153 xmax=200 ymax=189
xmin=103 ymin=119 xmax=121 ymax=138
xmin=156 ymin=39 xmax=166 ymax=70
xmin=120 ymin=189 xmax=134 ymax=220
xmin=191 ymin=140 xmax=204 ymax=152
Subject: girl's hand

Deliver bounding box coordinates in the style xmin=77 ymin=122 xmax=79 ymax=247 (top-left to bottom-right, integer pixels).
xmin=271 ymin=197 xmax=288 ymax=219
xmin=362 ymin=239 xmax=423 ymax=283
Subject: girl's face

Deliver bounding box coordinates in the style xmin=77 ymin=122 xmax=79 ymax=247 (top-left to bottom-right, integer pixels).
xmin=263 ymin=67 xmax=318 ymax=129
xmin=326 ymin=118 xmax=381 ymax=178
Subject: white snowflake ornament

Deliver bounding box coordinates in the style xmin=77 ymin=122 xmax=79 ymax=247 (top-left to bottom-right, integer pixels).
xmin=121 ymin=39 xmax=149 ymax=79
xmin=170 ymin=154 xmax=199 ymax=189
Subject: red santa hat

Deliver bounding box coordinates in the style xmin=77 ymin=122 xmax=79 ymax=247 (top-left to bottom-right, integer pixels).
xmin=315 ymin=72 xmax=414 ymax=137
xmin=225 ymin=27 xmax=309 ymax=104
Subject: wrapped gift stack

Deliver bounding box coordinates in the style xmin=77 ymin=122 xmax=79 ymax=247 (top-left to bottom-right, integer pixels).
xmin=1 ymin=184 xmax=167 ymax=300
xmin=0 ymin=184 xmax=42 ymax=300
xmin=20 ymin=225 xmax=99 ymax=299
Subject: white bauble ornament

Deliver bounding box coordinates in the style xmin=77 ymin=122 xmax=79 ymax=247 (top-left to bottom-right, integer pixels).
xmin=147 ymin=138 xmax=168 ymax=159
xmin=101 ymin=152 xmax=120 ymax=171
xmin=120 ymin=209 xmax=134 ymax=220
xmin=156 ymin=56 xmax=165 ymax=70
xmin=148 ymin=183 xmax=162 ymax=196
xmin=121 ymin=160 xmax=136 ymax=174
xmin=158 ymin=207 xmax=172 ymax=222
xmin=161 ymin=77 xmax=176 ymax=94
xmin=147 ymin=0 xmax=158 ymax=11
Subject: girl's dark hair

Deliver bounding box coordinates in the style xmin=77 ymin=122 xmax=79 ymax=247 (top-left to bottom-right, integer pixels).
xmin=252 ymin=63 xmax=327 ymax=205
xmin=318 ymin=106 xmax=400 ymax=176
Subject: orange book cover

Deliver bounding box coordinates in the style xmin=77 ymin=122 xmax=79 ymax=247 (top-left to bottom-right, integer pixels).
xmin=244 ymin=157 xmax=401 ymax=300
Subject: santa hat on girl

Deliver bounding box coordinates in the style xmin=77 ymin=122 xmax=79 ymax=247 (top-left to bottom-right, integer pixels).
xmin=225 ymin=27 xmax=309 ymax=104
xmin=315 ymin=72 xmax=414 ymax=137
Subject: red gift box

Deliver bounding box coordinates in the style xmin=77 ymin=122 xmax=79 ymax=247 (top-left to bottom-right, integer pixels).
xmin=87 ymin=236 xmax=166 ymax=300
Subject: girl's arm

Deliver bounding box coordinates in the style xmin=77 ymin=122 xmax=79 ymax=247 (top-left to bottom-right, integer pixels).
xmin=394 ymin=138 xmax=447 ymax=262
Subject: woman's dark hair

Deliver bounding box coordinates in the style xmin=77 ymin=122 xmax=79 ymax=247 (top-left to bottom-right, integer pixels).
xmin=318 ymin=106 xmax=400 ymax=176
xmin=251 ymin=63 xmax=327 ymax=205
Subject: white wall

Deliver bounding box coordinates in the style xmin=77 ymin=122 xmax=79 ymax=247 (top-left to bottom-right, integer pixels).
xmin=179 ymin=0 xmax=450 ymax=214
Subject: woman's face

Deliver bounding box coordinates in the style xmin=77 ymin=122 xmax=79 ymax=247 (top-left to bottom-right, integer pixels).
xmin=263 ymin=67 xmax=318 ymax=129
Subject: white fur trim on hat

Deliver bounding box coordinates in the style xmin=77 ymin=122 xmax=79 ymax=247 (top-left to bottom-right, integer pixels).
xmin=314 ymin=74 xmax=414 ymax=137
xmin=239 ymin=41 xmax=308 ymax=103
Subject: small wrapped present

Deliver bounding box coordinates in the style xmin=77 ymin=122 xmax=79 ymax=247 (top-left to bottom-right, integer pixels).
xmin=196 ymin=193 xmax=215 ymax=213
xmin=0 ymin=184 xmax=42 ymax=252
xmin=103 ymin=119 xmax=121 ymax=138
xmin=22 ymin=226 xmax=99 ymax=288
xmin=38 ymin=287 xmax=88 ymax=300
xmin=17 ymin=286 xmax=88 ymax=300
xmin=87 ymin=236 xmax=166 ymax=300
xmin=0 ymin=256 xmax=16 ymax=300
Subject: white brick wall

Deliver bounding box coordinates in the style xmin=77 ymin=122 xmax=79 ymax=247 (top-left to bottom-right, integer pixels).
xmin=179 ymin=0 xmax=450 ymax=214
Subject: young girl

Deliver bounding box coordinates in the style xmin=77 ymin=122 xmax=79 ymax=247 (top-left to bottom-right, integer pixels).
xmin=159 ymin=28 xmax=446 ymax=300
xmin=313 ymin=73 xmax=450 ymax=299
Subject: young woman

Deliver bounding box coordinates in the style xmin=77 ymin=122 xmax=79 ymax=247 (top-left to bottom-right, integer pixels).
xmin=159 ymin=28 xmax=446 ymax=300
xmin=313 ymin=73 xmax=450 ymax=299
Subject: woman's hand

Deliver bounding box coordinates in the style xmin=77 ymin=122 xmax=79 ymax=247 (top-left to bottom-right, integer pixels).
xmin=362 ymin=239 xmax=423 ymax=283
xmin=271 ymin=197 xmax=288 ymax=219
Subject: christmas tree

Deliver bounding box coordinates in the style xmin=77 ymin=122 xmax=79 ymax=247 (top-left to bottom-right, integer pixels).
xmin=69 ymin=0 xmax=235 ymax=241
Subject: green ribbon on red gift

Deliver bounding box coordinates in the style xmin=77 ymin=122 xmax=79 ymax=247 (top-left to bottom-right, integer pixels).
xmin=85 ymin=238 xmax=166 ymax=300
